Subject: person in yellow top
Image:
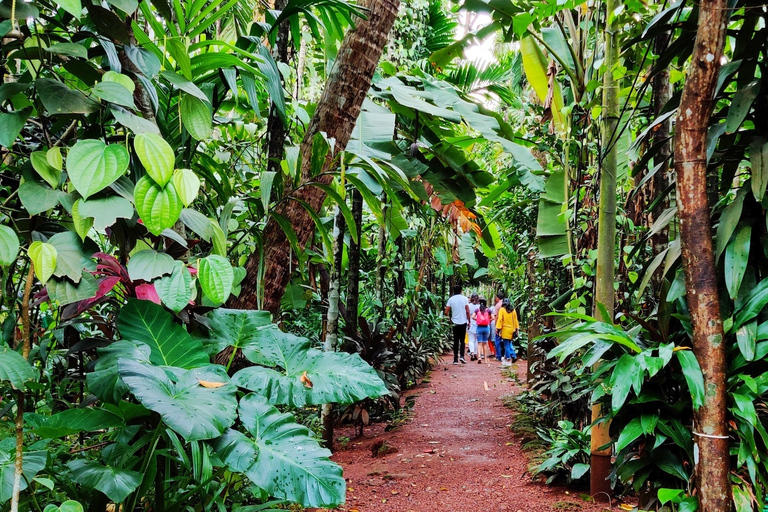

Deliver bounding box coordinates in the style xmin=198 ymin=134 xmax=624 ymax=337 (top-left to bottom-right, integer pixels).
xmin=495 ymin=298 xmax=519 ymax=366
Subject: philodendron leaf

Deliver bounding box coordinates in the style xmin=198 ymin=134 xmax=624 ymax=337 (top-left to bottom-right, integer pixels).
xmin=126 ymin=249 xmax=175 ymax=282
xmin=0 ymin=225 xmax=19 ymax=266
xmin=213 ymin=394 xmax=345 ymax=508
xmin=119 ymin=359 xmax=237 ymax=441
xmin=87 ymin=340 xmax=151 ymax=403
xmin=0 ymin=449 xmax=47 ymax=502
xmin=231 ymin=322 xmax=388 ymax=407
xmin=30 ymin=151 xmax=61 ymax=188
xmin=30 ymin=408 xmax=123 ymax=438
xmin=199 ymin=308 xmax=272 ymax=361
xmin=172 ymin=169 xmax=200 ymax=206
xmin=154 ymin=261 xmax=193 ymax=313
xmin=134 ymin=177 xmax=183 ymax=235
xmin=0 ymin=348 xmax=36 ymax=390
xmin=66 ymin=139 xmax=130 ymax=199
xmin=66 ymin=460 xmax=141 ymax=503
xmin=117 ymin=299 xmax=209 ymax=368
xmin=197 ymin=255 xmax=234 ymax=304
xmin=180 ymin=93 xmax=212 ymax=140
xmin=134 ymin=133 xmax=174 ymax=186
xmin=28 ymin=241 xmax=57 ymax=284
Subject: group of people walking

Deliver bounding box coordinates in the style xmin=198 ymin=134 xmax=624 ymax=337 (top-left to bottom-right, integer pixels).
xmin=444 ymin=285 xmax=520 ymax=366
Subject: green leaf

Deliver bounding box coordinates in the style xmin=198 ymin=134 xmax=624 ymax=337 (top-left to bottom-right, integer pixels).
xmin=732 ymin=485 xmax=752 ymax=512
xmin=0 ymin=449 xmax=46 ymax=502
xmin=66 ymin=460 xmax=141 ymax=503
xmin=0 ymin=348 xmax=35 ymax=389
xmin=87 ymin=340 xmax=151 ymax=403
xmin=609 ymin=353 xmax=637 ymax=412
xmin=48 ymin=230 xmax=96 ymax=283
xmin=658 ymin=488 xmax=684 ymax=504
xmin=57 ymin=0 xmax=81 ymax=18
xmin=154 ymin=261 xmax=193 ymax=313
xmin=134 ymin=176 xmax=183 ymax=235
xmin=71 ymin=200 xmax=94 ymax=241
xmin=91 ymin=81 xmax=136 ymax=109
xmin=736 ymin=320 xmax=757 ymax=361
xmin=726 ymin=79 xmax=760 ymax=134
xmin=66 ymin=139 xmax=130 ymax=199
xmin=36 ymin=78 xmax=99 ymax=115
xmin=260 ymin=171 xmax=276 ymax=213
xmin=750 ymin=138 xmax=768 ymax=202
xmin=197 ymin=255 xmax=234 ymax=304
xmin=46 ymin=274 xmax=98 ymax=305
xmin=458 ymin=232 xmax=477 ymax=267
xmin=105 ymin=0 xmax=138 ymax=14
xmin=179 ymin=208 xmax=213 ymax=241
xmin=58 ymin=502 xmax=84 ymax=512
xmin=232 ymin=326 xmax=388 ymax=407
xmin=47 ymin=43 xmax=87 ymax=58
xmin=570 ymin=463 xmax=589 ymax=480
xmin=134 ymin=133 xmax=175 ymax=186
xmin=172 ymin=169 xmax=200 ymax=206
xmin=213 ymin=394 xmax=345 ymax=508
xmin=715 ymin=188 xmax=746 ymax=259
xmin=159 ymin=70 xmax=208 ymax=102
xmin=117 ymin=299 xmax=209 ymax=368
xmin=734 ymin=278 xmax=768 ymax=329
xmin=28 ymin=241 xmax=57 ymax=284
xmin=127 ymin=249 xmax=175 ymax=282
xmin=180 ymin=93 xmax=212 ymax=140
xmin=0 ymin=225 xmax=20 ymax=266
xmin=676 ymin=350 xmax=705 ymax=409
xmin=200 ymin=308 xmax=272 ymax=361
xmin=30 ymin=151 xmax=61 ymax=188
xmin=0 ymin=107 xmax=32 ymax=148
xmin=616 ymin=417 xmax=643 ymax=451
xmin=119 ymin=360 xmax=237 ymax=441
xmin=78 ymin=195 xmax=134 ymax=230
xmin=31 ymin=408 xmax=123 ymax=438
xmin=111 ymin=107 xmax=160 ymax=135
xmin=725 ymin=225 xmax=751 ymax=299
xmin=102 ymin=71 xmax=135 ymax=93
xmin=18 ymin=180 xmax=60 ymax=215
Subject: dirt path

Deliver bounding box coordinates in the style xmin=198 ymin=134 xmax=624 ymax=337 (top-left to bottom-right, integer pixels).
xmin=331 ymin=356 xmax=621 ymax=512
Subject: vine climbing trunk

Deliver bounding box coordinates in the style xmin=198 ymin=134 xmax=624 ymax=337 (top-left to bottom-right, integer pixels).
xmin=231 ymin=0 xmax=401 ymax=316
xmin=590 ymin=0 xmax=619 ymax=498
xmin=674 ymin=0 xmax=730 ymax=508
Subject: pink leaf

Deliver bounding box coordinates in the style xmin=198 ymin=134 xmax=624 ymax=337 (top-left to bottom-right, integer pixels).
xmin=135 ymin=283 xmax=161 ymax=304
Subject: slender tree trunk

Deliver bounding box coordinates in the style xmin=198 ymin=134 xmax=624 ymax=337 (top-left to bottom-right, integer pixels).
xmin=265 ymin=0 xmax=290 ymax=177
xmin=375 ymin=203 xmax=387 ymax=307
xmin=590 ymin=0 xmax=619 ymax=497
xmin=674 ymin=0 xmax=730 ymax=508
xmin=321 ymin=207 xmax=346 ymax=450
xmin=232 ymin=0 xmax=401 ymax=315
xmin=345 ymin=190 xmax=363 ymax=329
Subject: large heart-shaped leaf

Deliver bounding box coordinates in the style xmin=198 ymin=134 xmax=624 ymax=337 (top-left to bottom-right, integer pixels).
xmin=117 ymin=299 xmax=208 ymax=368
xmin=66 ymin=140 xmax=129 ymax=199
xmin=78 ymin=195 xmax=134 ymax=230
xmin=91 ymin=81 xmax=136 ymax=109
xmin=30 ymin=151 xmax=61 ymax=188
xmin=48 ymin=231 xmax=96 ymax=283
xmin=46 ymin=274 xmax=98 ymax=305
xmin=134 ymin=133 xmax=174 ymax=186
xmin=0 ymin=107 xmax=32 ymax=148
xmin=126 ymin=249 xmax=175 ymax=282
xmin=119 ymin=360 xmax=236 ymax=441
xmin=213 ymin=394 xmax=345 ymax=508
xmin=87 ymin=340 xmax=151 ymax=403
xmin=200 ymin=309 xmax=271 ymax=360
xmin=180 ymin=93 xmax=212 ymax=140
xmin=0 ymin=225 xmax=19 ymax=266
xmin=134 ymin=176 xmax=182 ymax=235
xmin=18 ymin=180 xmax=60 ymax=215
xmin=197 ymin=255 xmax=233 ymax=304
xmin=28 ymin=241 xmax=57 ymax=284
xmin=0 ymin=348 xmax=35 ymax=390
xmin=36 ymin=78 xmax=99 ymax=115
xmin=154 ymin=261 xmax=193 ymax=313
xmin=66 ymin=460 xmax=141 ymax=503
xmin=232 ymin=324 xmax=388 ymax=407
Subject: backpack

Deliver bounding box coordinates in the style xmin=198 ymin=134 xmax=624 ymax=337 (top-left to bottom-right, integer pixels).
xmin=476 ymin=310 xmax=490 ymax=326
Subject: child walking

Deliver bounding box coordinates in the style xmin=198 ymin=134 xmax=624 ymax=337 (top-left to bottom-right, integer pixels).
xmin=495 ymin=298 xmax=519 ymax=366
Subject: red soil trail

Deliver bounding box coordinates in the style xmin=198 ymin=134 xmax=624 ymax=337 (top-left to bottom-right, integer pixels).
xmin=331 ymin=356 xmax=622 ymax=512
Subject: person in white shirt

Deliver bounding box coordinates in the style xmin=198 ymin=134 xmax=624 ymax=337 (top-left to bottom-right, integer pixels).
xmin=467 ymin=293 xmax=480 ymax=360
xmin=444 ymin=284 xmax=470 ymax=365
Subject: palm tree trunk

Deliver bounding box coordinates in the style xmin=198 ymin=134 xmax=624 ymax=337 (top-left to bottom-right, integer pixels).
xmin=231 ymin=0 xmax=401 ymax=315
xmin=590 ymin=0 xmax=619 ymax=497
xmin=674 ymin=0 xmax=730 ymax=508
xmin=265 ymin=0 xmax=290 ymax=177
